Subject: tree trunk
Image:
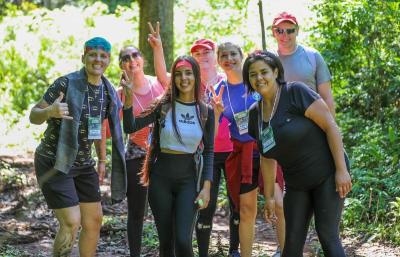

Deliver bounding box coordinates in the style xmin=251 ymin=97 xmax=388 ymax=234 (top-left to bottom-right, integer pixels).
xmin=138 ymin=0 xmax=174 ymax=75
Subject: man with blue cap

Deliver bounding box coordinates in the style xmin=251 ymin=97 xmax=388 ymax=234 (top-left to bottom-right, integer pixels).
xmin=29 ymin=37 xmax=126 ymax=256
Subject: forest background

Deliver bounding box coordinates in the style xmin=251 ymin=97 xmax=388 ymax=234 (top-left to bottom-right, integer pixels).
xmin=0 ymin=0 xmax=399 ymax=256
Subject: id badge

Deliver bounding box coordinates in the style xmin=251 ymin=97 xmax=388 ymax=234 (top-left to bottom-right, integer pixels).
xmin=88 ymin=116 xmax=102 ymax=139
xmin=234 ymin=111 xmax=249 ymax=135
xmin=261 ymin=126 xmax=276 ymax=153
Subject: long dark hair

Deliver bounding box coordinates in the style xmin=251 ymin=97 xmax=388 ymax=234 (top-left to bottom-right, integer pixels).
xmin=140 ymin=55 xmax=202 ymax=144
xmin=139 ymin=56 xmax=203 ymax=185
xmin=243 ymin=50 xmax=286 ymax=93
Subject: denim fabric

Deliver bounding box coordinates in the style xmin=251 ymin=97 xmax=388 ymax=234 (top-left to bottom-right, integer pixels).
xmin=54 ymin=68 xmax=127 ymax=202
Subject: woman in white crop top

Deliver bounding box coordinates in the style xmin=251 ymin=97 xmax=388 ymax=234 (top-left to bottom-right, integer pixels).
xmin=122 ymin=55 xmax=215 ymax=257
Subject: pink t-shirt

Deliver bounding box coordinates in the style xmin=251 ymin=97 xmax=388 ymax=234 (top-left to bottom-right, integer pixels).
xmin=212 ymin=74 xmax=233 ymax=153
xmin=118 ymin=75 xmax=165 ymax=149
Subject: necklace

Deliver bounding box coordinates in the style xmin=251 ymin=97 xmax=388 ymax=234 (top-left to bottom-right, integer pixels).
xmin=261 ymin=86 xmax=281 ymax=130
xmin=226 ymin=80 xmax=248 ymax=117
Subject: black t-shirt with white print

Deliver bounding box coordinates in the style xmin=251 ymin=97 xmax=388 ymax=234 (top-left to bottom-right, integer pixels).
xmin=36 ymin=76 xmax=109 ymax=167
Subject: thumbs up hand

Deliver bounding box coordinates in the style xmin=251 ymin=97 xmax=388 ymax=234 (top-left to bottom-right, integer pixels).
xmin=50 ymin=92 xmax=73 ymax=120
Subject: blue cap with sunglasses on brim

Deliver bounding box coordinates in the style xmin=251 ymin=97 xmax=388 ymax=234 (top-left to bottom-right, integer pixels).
xmin=84 ymin=37 xmax=111 ymax=55
xmin=272 ymin=12 xmax=298 ymax=26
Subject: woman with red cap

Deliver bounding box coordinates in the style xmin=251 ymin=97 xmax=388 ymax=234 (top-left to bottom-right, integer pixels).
xmin=190 ymin=39 xmax=240 ymax=257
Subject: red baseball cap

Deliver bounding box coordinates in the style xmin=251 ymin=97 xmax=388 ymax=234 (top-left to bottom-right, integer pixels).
xmin=272 ymin=12 xmax=298 ymax=26
xmin=190 ymin=39 xmax=216 ymax=53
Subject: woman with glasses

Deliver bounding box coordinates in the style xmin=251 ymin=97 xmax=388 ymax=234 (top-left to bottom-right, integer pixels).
xmin=117 ymin=45 xmax=167 ymax=257
xmin=245 ymin=50 xmax=351 ymax=257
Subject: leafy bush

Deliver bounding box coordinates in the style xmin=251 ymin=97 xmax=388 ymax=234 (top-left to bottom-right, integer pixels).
xmin=311 ymin=0 xmax=400 ymax=244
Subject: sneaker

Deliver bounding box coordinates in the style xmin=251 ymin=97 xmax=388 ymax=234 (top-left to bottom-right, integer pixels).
xmin=271 ymin=247 xmax=281 ymax=257
xmin=229 ymin=250 xmax=241 ymax=257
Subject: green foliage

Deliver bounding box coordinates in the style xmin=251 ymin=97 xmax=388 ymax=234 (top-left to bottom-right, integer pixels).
xmin=177 ymin=0 xmax=257 ymax=55
xmin=311 ymin=0 xmax=400 ymax=245
xmin=207 ymin=0 xmax=250 ymax=13
xmin=0 ymin=2 xmax=139 ymax=122
xmin=142 ymin=222 xmax=159 ymax=249
xmin=0 ymin=161 xmax=28 ymax=192
xmin=0 ymin=245 xmax=29 ymax=257
xmin=311 ymin=0 xmax=399 ymax=121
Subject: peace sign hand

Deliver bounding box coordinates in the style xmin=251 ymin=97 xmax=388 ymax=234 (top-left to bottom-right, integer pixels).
xmin=120 ymin=70 xmax=133 ymax=108
xmin=210 ymin=85 xmax=225 ymax=116
xmin=50 ymin=92 xmax=73 ymax=120
xmin=148 ymin=21 xmax=162 ymax=49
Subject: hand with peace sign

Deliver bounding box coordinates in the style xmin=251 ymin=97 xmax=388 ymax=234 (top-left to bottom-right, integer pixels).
xmin=209 ymin=85 xmax=225 ymax=116
xmin=50 ymin=92 xmax=73 ymax=120
xmin=120 ymin=70 xmax=133 ymax=109
xmin=147 ymin=21 xmax=170 ymax=89
xmin=148 ymin=21 xmax=162 ymax=50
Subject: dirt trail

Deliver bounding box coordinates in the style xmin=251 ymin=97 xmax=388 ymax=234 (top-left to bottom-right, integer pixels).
xmin=0 ymin=155 xmax=399 ymax=257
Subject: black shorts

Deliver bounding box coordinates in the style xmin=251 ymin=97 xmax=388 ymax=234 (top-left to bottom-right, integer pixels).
xmin=240 ymin=156 xmax=260 ymax=194
xmin=34 ymin=153 xmax=101 ymax=209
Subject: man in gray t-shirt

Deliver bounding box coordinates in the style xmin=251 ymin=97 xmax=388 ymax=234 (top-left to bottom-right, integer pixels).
xmin=271 ymin=12 xmax=336 ymax=118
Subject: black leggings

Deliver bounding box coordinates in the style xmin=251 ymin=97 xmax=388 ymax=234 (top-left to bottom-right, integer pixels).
xmin=196 ymin=152 xmax=239 ymax=257
xmin=283 ymin=174 xmax=346 ymax=257
xmin=149 ymin=153 xmax=198 ymax=257
xmin=126 ymin=157 xmax=148 ymax=257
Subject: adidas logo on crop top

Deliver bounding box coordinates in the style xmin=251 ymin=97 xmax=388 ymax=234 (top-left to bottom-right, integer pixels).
xmin=179 ymin=113 xmax=196 ymax=124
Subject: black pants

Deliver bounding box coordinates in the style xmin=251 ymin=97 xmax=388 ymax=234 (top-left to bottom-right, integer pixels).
xmin=149 ymin=153 xmax=198 ymax=257
xmin=196 ymin=152 xmax=239 ymax=257
xmin=283 ymin=174 xmax=346 ymax=257
xmin=126 ymin=157 xmax=148 ymax=257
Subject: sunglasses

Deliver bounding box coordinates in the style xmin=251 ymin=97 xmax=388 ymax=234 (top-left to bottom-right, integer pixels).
xmin=120 ymin=52 xmax=141 ymax=63
xmin=273 ymin=28 xmax=297 ymax=35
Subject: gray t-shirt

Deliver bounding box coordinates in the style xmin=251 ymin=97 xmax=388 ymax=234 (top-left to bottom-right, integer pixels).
xmin=278 ymin=45 xmax=331 ymax=92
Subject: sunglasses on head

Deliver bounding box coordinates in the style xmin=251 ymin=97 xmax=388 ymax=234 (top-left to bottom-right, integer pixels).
xmin=273 ymin=27 xmax=297 ymax=35
xmin=120 ymin=52 xmax=141 ymax=63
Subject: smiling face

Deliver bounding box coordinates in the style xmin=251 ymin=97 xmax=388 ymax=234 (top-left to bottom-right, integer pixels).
xmin=82 ymin=48 xmax=110 ymax=80
xmin=272 ymin=21 xmax=298 ymax=51
xmin=119 ymin=47 xmax=144 ymax=76
xmin=248 ymin=60 xmax=278 ymax=97
xmin=192 ymin=47 xmax=217 ymax=71
xmin=174 ymin=65 xmax=196 ymax=100
xmin=217 ymin=44 xmax=243 ymax=74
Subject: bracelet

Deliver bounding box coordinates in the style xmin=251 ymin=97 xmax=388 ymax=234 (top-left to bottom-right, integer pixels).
xmin=98 ymin=159 xmax=107 ymax=163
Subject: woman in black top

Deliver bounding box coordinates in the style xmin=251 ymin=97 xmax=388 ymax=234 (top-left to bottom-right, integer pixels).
xmin=244 ymin=51 xmax=352 ymax=257
xmin=122 ymin=55 xmax=214 ymax=257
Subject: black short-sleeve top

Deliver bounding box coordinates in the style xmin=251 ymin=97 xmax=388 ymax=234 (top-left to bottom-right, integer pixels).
xmin=36 ymin=76 xmax=110 ymax=167
xmin=248 ymin=82 xmax=335 ymax=190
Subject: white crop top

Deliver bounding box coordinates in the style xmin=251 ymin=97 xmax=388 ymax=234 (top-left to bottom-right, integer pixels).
xmin=160 ymin=101 xmax=203 ymax=153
